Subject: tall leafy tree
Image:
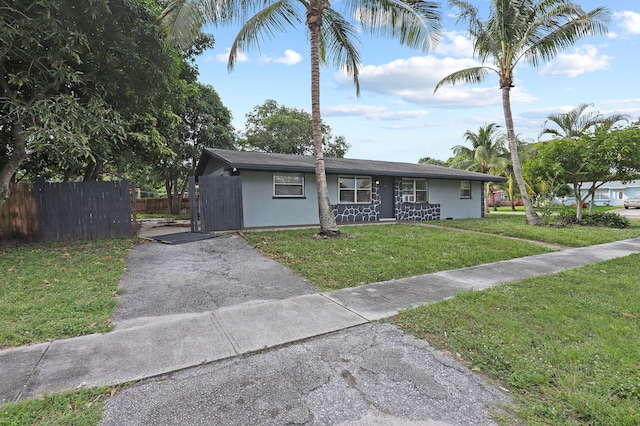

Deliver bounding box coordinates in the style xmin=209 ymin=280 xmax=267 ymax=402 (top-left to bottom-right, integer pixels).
xmin=537 ymin=103 xmax=628 ymax=211
xmin=525 ymin=123 xmax=640 ymax=220
xmin=450 ymin=123 xmax=508 ymax=213
xmin=418 ymin=157 xmax=447 ymax=166
xmin=161 ymin=0 xmax=441 ymax=236
xmin=241 ymin=100 xmax=349 ymax=157
xmin=434 ymin=0 xmax=609 ymax=226
xmin=0 ymin=0 xmax=95 ymax=205
xmin=160 ymin=83 xmax=236 ymax=214
xmin=0 ymin=0 xmax=185 ymax=206
xmin=540 ymin=102 xmax=628 ymax=140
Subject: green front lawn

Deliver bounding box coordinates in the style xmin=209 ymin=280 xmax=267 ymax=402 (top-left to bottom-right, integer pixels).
xmin=243 ymin=223 xmax=556 ymax=291
xmin=389 ymin=255 xmax=640 ymax=425
xmin=0 ymin=238 xmax=133 ymax=348
xmin=432 ymin=214 xmax=640 ymax=247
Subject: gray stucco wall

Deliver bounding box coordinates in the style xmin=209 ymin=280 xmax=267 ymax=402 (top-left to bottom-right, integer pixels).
xmin=240 ymin=172 xmax=483 ymax=227
xmin=429 ymin=179 xmax=482 ymax=219
xmin=241 ymin=171 xmax=324 ymax=227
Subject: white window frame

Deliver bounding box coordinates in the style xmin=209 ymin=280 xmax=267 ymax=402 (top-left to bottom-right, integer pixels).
xmin=402 ymin=178 xmax=428 ymax=203
xmin=593 ymin=188 xmax=609 ymax=201
xmin=339 ymin=176 xmax=372 ymax=204
xmin=273 ymin=173 xmax=305 ymax=198
xmin=460 ymin=180 xmax=472 ymax=199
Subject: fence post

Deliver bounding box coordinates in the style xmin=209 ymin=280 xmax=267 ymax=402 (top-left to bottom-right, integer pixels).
xmin=189 ymin=176 xmax=199 ymax=232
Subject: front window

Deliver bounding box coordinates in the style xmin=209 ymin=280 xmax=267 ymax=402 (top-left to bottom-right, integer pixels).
xmin=402 ymin=178 xmax=428 ymax=203
xmin=273 ymin=173 xmax=304 ymax=197
xmin=593 ymin=189 xmax=608 ymax=201
xmin=460 ymin=180 xmax=471 ymax=198
xmin=339 ymin=176 xmax=372 ymax=203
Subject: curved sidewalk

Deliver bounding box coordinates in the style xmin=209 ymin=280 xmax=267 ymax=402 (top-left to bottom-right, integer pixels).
xmin=2 ymin=237 xmax=640 ymax=404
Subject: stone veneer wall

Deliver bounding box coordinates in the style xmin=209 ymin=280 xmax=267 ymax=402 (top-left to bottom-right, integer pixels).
xmin=393 ymin=178 xmax=441 ymax=221
xmin=331 ymin=178 xmax=441 ymax=222
xmin=332 ymin=182 xmax=380 ymax=222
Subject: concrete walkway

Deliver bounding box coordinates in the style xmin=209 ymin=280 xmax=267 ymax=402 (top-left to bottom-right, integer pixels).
xmin=2 ymin=237 xmax=640 ymax=405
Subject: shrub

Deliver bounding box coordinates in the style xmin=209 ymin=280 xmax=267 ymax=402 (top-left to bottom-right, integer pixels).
xmin=580 ymin=211 xmax=629 ymax=229
xmin=543 ymin=209 xmax=629 ymax=229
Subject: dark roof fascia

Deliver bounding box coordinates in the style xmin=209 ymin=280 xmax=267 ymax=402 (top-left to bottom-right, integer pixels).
xmin=199 ymin=148 xmax=506 ymax=182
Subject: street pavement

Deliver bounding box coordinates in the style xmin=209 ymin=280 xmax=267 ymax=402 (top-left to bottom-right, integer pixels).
xmin=1 ymin=230 xmax=640 ymax=425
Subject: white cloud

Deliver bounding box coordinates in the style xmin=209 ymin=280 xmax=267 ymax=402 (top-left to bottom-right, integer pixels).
xmin=275 ymin=49 xmax=302 ymax=66
xmin=215 ymin=48 xmax=248 ymax=64
xmin=322 ymin=104 xmax=429 ymax=121
xmin=614 ymin=11 xmax=640 ymax=34
xmin=258 ymin=49 xmax=302 ymax=66
xmin=337 ymin=56 xmax=479 ymax=93
xmin=435 ymin=31 xmax=474 ymax=57
xmin=539 ymin=45 xmax=611 ymax=78
xmin=334 ymin=55 xmax=535 ymax=108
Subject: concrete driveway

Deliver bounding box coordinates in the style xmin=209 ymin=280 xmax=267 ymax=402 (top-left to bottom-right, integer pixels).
xmin=104 ymin=231 xmax=511 ymax=425
xmin=614 ymin=207 xmax=640 ymax=219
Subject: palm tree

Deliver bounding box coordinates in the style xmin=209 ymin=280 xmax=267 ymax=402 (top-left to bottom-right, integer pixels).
xmin=161 ymin=0 xmax=441 ymax=236
xmin=540 ymin=102 xmax=628 ymax=140
xmin=434 ymin=0 xmax=609 ymax=226
xmin=450 ymin=123 xmax=508 ymax=213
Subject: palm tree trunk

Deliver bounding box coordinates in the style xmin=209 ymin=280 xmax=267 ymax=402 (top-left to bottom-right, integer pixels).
xmin=308 ymin=1 xmax=339 ymax=236
xmin=501 ymin=86 xmax=541 ymax=225
xmin=484 ymin=182 xmax=490 ymax=214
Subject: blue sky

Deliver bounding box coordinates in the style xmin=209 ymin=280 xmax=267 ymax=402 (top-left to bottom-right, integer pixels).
xmin=195 ymin=0 xmax=640 ymax=163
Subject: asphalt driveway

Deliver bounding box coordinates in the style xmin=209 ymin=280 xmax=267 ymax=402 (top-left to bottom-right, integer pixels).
xmin=114 ymin=234 xmax=318 ymax=323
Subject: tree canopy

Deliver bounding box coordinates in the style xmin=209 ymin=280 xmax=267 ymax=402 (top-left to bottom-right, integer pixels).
xmin=0 ymin=0 xmax=185 ymax=206
xmin=241 ymin=100 xmax=349 ymax=158
xmin=525 ymin=122 xmax=640 ymax=219
xmin=1 ymin=0 xmax=236 ymax=214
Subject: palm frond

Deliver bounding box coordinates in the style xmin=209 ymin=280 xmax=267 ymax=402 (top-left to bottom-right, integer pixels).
xmin=227 ymin=0 xmax=305 ymax=71
xmin=522 ymin=3 xmax=609 ymax=66
xmin=342 ymin=0 xmax=441 ymax=53
xmin=159 ymin=0 xmax=207 ymax=50
xmin=160 ymin=0 xmax=270 ymax=49
xmin=449 ymin=0 xmax=499 ymax=61
xmin=433 ymin=66 xmax=493 ymax=93
xmin=318 ymin=7 xmax=362 ymax=95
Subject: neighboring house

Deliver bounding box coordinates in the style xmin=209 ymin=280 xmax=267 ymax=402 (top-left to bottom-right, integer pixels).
xmin=194 ymin=148 xmax=506 ymax=229
xmin=582 ymin=181 xmax=640 ymax=207
xmin=552 ymin=181 xmax=640 ymax=207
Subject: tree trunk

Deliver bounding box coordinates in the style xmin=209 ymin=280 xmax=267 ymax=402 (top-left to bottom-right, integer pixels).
xmin=484 ymin=182 xmax=490 ymax=214
xmin=307 ymin=1 xmax=339 ymax=237
xmin=501 ymin=86 xmax=541 ymax=225
xmin=0 ymin=118 xmax=28 ymax=209
xmin=165 ymin=177 xmax=182 ymax=215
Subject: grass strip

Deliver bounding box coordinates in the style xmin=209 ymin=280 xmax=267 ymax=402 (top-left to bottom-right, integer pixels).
xmin=244 ymin=224 xmax=555 ymax=291
xmin=0 ymin=387 xmax=112 ymax=426
xmin=433 ymin=215 xmax=640 ymax=247
xmin=389 ymin=255 xmax=640 ymax=425
xmin=0 ymin=238 xmax=133 ymax=348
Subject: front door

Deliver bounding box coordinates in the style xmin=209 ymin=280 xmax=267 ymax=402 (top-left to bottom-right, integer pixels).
xmin=378 ymin=176 xmax=395 ymax=219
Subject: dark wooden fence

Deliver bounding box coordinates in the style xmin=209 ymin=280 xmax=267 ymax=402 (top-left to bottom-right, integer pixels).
xmin=35 ymin=178 xmax=132 ymax=241
xmin=134 ymin=197 xmax=189 ymax=214
xmin=189 ymin=175 xmax=243 ymax=232
xmin=0 ymin=183 xmax=38 ymax=242
xmin=0 ymin=179 xmax=133 ymax=243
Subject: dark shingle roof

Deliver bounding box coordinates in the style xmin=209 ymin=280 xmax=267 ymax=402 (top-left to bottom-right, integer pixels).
xmin=197 ymin=148 xmax=506 ymax=182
